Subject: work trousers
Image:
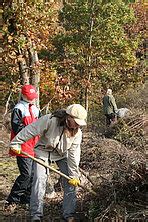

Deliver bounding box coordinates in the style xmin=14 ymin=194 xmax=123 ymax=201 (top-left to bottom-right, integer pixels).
xmin=30 ymin=148 xmax=76 ymax=220
xmin=7 ymin=156 xmax=33 ymax=204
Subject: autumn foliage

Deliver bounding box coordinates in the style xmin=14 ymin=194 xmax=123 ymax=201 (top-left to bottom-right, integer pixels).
xmin=1 ymin=1 xmax=146 ymax=111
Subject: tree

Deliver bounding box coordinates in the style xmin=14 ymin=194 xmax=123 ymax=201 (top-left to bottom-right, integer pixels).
xmin=52 ymin=0 xmax=144 ymax=110
xmin=2 ymin=0 xmax=60 ymax=108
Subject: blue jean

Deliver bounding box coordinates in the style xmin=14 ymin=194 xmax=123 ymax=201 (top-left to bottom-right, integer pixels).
xmin=30 ymin=149 xmax=76 ymax=220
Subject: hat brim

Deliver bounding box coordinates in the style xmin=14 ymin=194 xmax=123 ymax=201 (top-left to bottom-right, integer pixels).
xmin=74 ymin=118 xmax=87 ymax=126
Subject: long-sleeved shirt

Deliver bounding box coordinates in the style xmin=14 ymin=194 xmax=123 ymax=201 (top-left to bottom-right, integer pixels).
xmin=10 ymin=114 xmax=82 ymax=178
xmin=10 ymin=100 xmax=40 ymax=157
xmin=11 ymin=100 xmax=40 ymax=134
xmin=103 ymin=95 xmax=118 ymax=115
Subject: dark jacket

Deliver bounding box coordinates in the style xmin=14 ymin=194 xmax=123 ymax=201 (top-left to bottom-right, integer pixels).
xmin=103 ymin=95 xmax=118 ymax=115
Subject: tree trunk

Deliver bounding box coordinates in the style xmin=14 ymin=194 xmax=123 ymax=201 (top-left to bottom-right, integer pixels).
xmin=31 ymin=68 xmax=40 ymax=108
xmin=18 ymin=49 xmax=30 ymax=85
xmin=28 ymin=40 xmax=40 ymax=108
xmin=85 ymin=0 xmax=94 ymax=112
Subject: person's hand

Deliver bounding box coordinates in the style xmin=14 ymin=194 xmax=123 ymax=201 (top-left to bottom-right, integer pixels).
xmin=10 ymin=145 xmax=21 ymax=154
xmin=68 ymin=178 xmax=80 ymax=187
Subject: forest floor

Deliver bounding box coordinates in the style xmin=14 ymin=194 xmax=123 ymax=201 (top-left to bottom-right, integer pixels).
xmin=0 ymin=112 xmax=147 ymax=222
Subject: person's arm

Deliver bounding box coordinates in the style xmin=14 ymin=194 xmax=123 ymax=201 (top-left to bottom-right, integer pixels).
xmin=110 ymin=96 xmax=118 ymax=113
xmin=10 ymin=114 xmax=52 ymax=147
xmin=11 ymin=108 xmax=25 ymax=134
xmin=67 ymin=130 xmax=82 ymax=179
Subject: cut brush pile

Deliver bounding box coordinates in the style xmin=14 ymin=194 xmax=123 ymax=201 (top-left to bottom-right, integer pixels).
xmin=78 ymin=113 xmax=147 ymax=221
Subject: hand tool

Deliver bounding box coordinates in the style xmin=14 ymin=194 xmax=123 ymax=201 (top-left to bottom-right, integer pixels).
xmin=21 ymin=150 xmax=96 ymax=195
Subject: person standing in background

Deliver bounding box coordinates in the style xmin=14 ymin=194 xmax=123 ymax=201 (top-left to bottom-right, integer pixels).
xmin=4 ymin=84 xmax=40 ymax=213
xmin=103 ymin=88 xmax=118 ymax=126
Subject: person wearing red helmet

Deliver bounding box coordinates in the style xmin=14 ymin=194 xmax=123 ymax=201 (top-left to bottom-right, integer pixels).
xmin=4 ymin=85 xmax=40 ymax=213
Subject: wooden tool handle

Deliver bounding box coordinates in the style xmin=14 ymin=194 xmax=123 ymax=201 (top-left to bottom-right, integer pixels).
xmin=21 ymin=150 xmax=97 ymax=195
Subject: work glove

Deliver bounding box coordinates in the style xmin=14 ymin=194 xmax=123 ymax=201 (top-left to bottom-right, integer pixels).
xmin=10 ymin=144 xmax=21 ymax=155
xmin=68 ymin=178 xmax=80 ymax=187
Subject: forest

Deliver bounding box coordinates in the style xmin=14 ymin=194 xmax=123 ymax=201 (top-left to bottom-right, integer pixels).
xmin=0 ymin=0 xmax=147 ymax=222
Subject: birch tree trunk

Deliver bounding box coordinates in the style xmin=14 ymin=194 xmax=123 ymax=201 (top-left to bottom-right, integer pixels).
xmin=18 ymin=49 xmax=30 ymax=85
xmin=28 ymin=40 xmax=40 ymax=108
xmin=85 ymin=0 xmax=94 ymax=112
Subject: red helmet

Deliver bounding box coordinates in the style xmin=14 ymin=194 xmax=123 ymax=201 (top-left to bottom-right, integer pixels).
xmin=21 ymin=85 xmax=38 ymax=100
